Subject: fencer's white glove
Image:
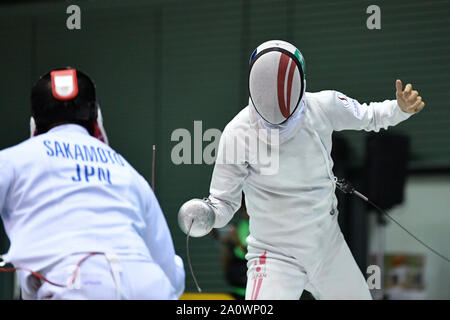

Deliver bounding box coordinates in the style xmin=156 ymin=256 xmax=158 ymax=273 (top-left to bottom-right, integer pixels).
xmin=178 ymin=198 xmax=216 ymax=237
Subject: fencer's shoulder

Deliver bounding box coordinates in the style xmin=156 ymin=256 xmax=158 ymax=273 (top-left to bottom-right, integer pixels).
xmin=0 ymin=138 xmax=41 ymax=174
xmin=305 ymin=90 xmax=347 ymax=119
xmin=304 ymin=91 xmax=342 ymax=128
xmin=222 ymin=106 xmax=251 ymax=134
xmin=115 ymin=154 xmax=152 ymax=192
xmin=0 ymin=148 xmax=14 ymax=179
xmin=305 ymin=90 xmax=339 ymax=104
xmin=0 ymin=137 xmax=36 ymax=159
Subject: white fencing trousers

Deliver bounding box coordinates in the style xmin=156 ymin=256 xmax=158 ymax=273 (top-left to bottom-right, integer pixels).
xmin=245 ymin=237 xmax=372 ymax=300
xmin=21 ymin=253 xmax=177 ymax=300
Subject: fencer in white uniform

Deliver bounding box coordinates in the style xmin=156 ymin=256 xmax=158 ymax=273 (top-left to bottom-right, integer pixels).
xmin=178 ymin=40 xmax=425 ymax=300
xmin=0 ymin=68 xmax=185 ymax=299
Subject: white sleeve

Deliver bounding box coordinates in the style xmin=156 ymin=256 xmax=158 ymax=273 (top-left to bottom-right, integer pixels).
xmin=208 ymin=126 xmax=249 ymax=228
xmin=317 ymin=90 xmax=413 ymax=132
xmin=140 ymin=179 xmax=185 ymax=298
xmin=0 ymin=154 xmax=13 ymax=215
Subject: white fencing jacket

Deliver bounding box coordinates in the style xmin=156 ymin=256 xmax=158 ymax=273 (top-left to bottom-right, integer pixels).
xmin=0 ymin=124 xmax=184 ymax=298
xmin=209 ymin=90 xmax=412 ymax=270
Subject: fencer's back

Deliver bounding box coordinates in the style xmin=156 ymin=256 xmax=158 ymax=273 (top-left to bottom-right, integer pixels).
xmin=0 ymin=124 xmax=152 ymax=270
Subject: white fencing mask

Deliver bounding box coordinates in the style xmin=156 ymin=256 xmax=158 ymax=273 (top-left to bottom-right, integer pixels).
xmin=248 ymin=40 xmax=306 ymax=125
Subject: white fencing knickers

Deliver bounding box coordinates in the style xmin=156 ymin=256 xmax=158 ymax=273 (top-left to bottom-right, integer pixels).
xmin=245 ymin=234 xmax=372 ymax=300
xmin=20 ymin=253 xmax=178 ymax=300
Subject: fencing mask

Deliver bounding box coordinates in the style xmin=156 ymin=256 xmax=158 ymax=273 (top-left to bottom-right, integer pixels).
xmin=30 ymin=67 xmax=109 ymax=145
xmin=248 ymin=40 xmax=306 ymax=125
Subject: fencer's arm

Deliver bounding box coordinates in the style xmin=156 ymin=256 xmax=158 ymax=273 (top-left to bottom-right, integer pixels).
xmin=177 ymin=163 xmax=247 ymax=238
xmin=208 ymin=161 xmax=248 ymax=229
xmin=320 ymin=80 xmax=425 ymax=132
xmin=207 ymin=124 xmax=249 ymax=229
xmin=0 ymin=155 xmax=13 ymax=215
xmin=141 ymin=180 xmax=185 ymax=298
xmin=178 ymin=126 xmax=248 ymax=237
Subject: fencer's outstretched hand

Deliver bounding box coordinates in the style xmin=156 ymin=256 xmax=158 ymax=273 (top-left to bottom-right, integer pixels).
xmin=396 ymin=79 xmax=425 ymax=114
xmin=178 ymin=198 xmax=216 ymax=237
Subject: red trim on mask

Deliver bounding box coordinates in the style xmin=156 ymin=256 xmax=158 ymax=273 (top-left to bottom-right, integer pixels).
xmin=286 ymin=60 xmax=296 ymax=114
xmin=277 ymin=54 xmax=296 ymax=119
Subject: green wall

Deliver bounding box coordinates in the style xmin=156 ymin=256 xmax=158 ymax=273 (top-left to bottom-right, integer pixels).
xmin=0 ymin=0 xmax=449 ymax=297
